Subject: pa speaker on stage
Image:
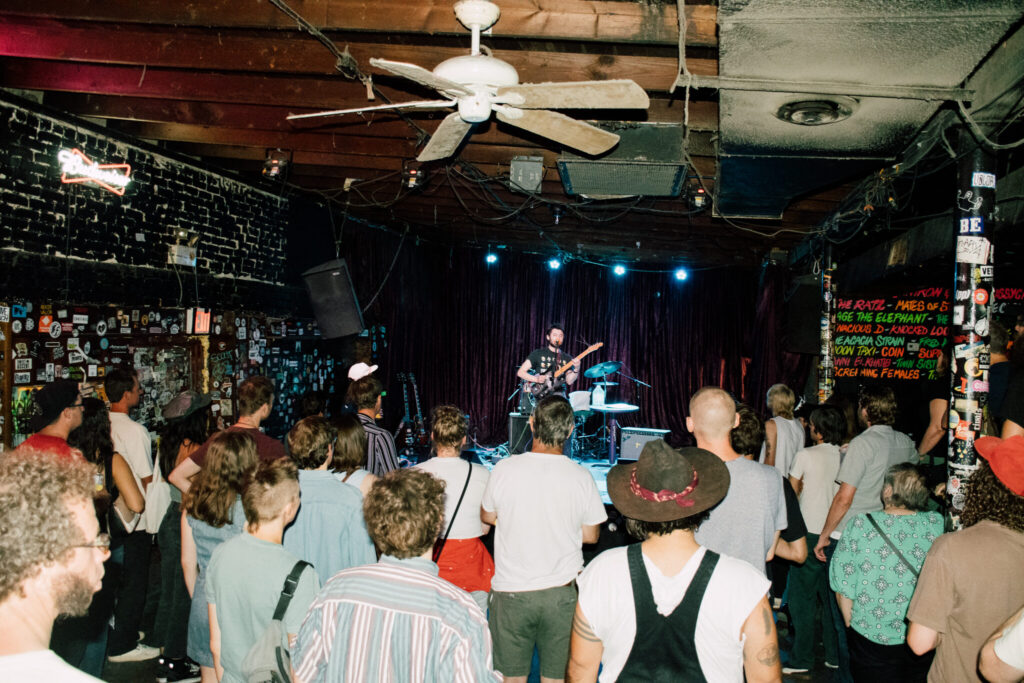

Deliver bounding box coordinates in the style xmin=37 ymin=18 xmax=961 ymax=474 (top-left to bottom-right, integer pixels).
xmin=509 ymin=412 xmax=531 ymax=455
xmin=784 ymin=280 xmax=822 ymax=355
xmin=301 ymin=258 xmax=364 ymax=339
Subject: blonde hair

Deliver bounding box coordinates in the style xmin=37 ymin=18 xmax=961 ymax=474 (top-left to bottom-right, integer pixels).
xmin=767 ymin=384 xmax=795 ymax=418
xmin=431 ymin=405 xmax=467 ymax=451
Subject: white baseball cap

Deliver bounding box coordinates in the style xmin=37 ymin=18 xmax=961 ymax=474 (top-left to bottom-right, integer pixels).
xmin=348 ymin=362 xmax=379 ymax=381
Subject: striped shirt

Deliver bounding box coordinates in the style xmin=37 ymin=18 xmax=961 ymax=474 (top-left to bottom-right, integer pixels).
xmin=293 ymin=556 xmax=499 ymax=683
xmin=357 ymin=413 xmax=400 ymax=476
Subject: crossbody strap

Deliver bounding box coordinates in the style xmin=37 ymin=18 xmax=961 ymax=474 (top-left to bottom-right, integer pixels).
xmin=866 ymin=514 xmax=919 ymax=578
xmin=432 ymin=461 xmax=474 ymax=563
xmin=272 ymin=560 xmax=312 ymax=621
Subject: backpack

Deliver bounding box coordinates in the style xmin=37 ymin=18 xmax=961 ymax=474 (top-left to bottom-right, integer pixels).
xmin=241 ymin=560 xmax=311 ymax=683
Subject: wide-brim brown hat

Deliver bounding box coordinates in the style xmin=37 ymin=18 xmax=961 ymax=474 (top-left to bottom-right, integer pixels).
xmin=607 ymin=440 xmax=729 ymax=522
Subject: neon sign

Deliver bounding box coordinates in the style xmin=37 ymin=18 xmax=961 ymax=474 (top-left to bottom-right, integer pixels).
xmin=57 ymin=148 xmax=132 ymax=195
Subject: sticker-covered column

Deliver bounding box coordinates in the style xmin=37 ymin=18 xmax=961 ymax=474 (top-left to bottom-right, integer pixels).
xmin=948 ymin=137 xmax=997 ymax=527
xmin=818 ymin=261 xmax=836 ymax=404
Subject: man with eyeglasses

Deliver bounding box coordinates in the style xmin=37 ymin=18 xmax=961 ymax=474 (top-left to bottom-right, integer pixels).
xmin=18 ymin=379 xmax=85 ymax=460
xmin=0 ymin=448 xmax=108 ymax=680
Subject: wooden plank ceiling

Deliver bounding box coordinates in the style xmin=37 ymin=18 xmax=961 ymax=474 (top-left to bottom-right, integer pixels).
xmin=0 ymin=0 xmax=846 ymax=267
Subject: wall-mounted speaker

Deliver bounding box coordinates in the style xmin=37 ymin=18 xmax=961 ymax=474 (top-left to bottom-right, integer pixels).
xmin=301 ymin=258 xmax=364 ymax=339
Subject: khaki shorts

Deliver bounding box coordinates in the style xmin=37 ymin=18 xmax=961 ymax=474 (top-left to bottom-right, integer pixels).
xmin=488 ymin=582 xmax=578 ymax=678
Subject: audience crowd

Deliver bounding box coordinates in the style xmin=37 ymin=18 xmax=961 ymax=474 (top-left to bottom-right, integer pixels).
xmin=2 ymin=359 xmax=1024 ymax=683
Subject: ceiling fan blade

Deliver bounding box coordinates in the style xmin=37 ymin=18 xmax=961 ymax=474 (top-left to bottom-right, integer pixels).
xmin=496 ymin=80 xmax=649 ymax=110
xmin=496 ymin=109 xmax=620 ymax=156
xmin=417 ymin=112 xmax=474 ymax=162
xmin=287 ymin=100 xmax=454 ymax=122
xmin=370 ymin=58 xmax=472 ymax=97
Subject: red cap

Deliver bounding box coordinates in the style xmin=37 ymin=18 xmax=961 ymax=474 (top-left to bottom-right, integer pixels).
xmin=975 ymin=435 xmax=1024 ymax=496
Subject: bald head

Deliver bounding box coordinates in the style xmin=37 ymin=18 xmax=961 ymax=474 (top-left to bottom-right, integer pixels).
xmin=688 ymin=387 xmax=738 ymax=441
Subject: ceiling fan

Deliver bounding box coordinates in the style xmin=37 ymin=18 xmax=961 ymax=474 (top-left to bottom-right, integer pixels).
xmin=287 ymin=0 xmax=650 ymax=162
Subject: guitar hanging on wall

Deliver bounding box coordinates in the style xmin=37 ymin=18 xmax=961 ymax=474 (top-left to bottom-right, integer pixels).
xmin=408 ymin=372 xmax=429 ymax=446
xmin=393 ymin=372 xmax=416 ymax=456
xmin=526 ymin=342 xmax=604 ymax=401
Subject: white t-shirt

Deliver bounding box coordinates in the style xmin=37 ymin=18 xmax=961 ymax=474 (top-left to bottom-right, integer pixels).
xmin=414 ymin=456 xmax=490 ymax=539
xmin=481 ymin=451 xmax=607 ymax=591
xmin=109 ymin=411 xmax=153 ymax=493
xmin=995 ymin=608 xmax=1024 ymax=672
xmin=0 ymin=650 xmax=103 ymax=681
xmin=578 ymin=545 xmax=770 ymax=682
xmin=788 ymin=443 xmax=841 ymax=535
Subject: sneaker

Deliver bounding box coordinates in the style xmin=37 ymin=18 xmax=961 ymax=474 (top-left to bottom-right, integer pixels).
xmin=108 ymin=643 xmax=161 ymax=663
xmin=824 ymin=661 xmax=839 ymax=669
xmin=157 ymin=656 xmax=201 ymax=683
xmin=782 ymin=666 xmax=810 ymax=674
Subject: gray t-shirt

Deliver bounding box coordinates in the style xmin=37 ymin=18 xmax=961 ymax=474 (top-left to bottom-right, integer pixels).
xmin=207 ymin=532 xmax=320 ymax=683
xmin=833 ymin=425 xmax=917 ymax=538
xmin=694 ymin=457 xmax=787 ymax=574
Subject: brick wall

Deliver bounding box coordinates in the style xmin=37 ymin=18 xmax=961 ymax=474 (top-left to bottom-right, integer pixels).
xmin=0 ymin=91 xmax=306 ymax=313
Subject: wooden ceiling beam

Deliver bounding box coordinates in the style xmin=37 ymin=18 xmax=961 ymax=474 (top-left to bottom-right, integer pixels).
xmin=0 ymin=15 xmax=715 ymax=82
xmin=45 ymin=92 xmax=718 ymax=132
xmin=0 ymin=1 xmax=717 ymax=47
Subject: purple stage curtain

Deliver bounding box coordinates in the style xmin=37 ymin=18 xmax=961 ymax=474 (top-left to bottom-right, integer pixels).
xmin=342 ymin=230 xmax=804 ymax=444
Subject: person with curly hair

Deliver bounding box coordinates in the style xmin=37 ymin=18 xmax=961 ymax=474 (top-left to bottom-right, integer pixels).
xmin=0 ymin=449 xmax=108 ymax=681
xmin=907 ymin=435 xmax=1024 ymax=682
xmin=282 ymin=416 xmax=375 ymax=585
xmin=414 ymin=405 xmax=494 ymax=613
xmin=180 ymin=431 xmax=258 ymax=683
xmin=293 ymin=469 xmax=499 ymax=682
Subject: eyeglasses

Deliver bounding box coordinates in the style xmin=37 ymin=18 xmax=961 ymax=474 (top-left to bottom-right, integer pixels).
xmin=75 ymin=533 xmax=111 ymax=550
xmin=70 ymin=402 xmax=84 ymax=409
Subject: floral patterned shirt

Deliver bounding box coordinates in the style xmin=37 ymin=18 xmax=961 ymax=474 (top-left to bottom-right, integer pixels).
xmin=829 ymin=510 xmax=944 ymax=644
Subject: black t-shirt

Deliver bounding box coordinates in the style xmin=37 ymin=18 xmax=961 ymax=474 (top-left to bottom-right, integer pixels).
xmin=527 ymin=346 xmax=569 ymax=378
xmin=1002 ymin=369 xmax=1024 ymax=429
xmin=989 ymin=361 xmax=1012 ymax=421
xmin=781 ymin=476 xmax=808 ymax=543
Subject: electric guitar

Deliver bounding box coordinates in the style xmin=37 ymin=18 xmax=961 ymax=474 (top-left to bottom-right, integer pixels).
xmin=527 ymin=342 xmax=604 ymax=400
xmin=409 ymin=372 xmax=429 ymax=446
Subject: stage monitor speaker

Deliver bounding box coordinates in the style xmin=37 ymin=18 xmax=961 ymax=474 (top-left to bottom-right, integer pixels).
xmin=509 ymin=412 xmax=531 ymax=455
xmin=301 ymin=258 xmax=364 ymax=339
xmin=619 ymin=427 xmax=671 ymax=461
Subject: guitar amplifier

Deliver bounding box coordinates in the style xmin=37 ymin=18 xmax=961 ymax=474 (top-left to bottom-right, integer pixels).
xmin=509 ymin=412 xmax=531 ymax=455
xmin=619 ymin=427 xmax=671 ymax=461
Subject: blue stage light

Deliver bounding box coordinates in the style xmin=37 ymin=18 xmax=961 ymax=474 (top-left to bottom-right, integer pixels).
xmin=548 ymin=258 xmax=561 ymax=270
xmin=613 ymin=265 xmax=626 ymax=276
xmin=674 ymin=268 xmax=688 ymax=281
xmin=485 ymin=253 xmax=498 ymax=264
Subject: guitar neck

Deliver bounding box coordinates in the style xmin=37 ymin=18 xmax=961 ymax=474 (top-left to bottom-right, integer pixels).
xmin=553 ymin=343 xmax=604 ymax=378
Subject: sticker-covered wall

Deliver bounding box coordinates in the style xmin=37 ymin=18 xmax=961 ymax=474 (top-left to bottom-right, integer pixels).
xmin=0 ymin=91 xmax=305 ymax=313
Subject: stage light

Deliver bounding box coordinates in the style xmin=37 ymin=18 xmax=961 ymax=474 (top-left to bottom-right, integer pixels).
xmin=674 ymin=268 xmax=688 ymax=281
xmin=548 ymin=258 xmax=561 ymax=271
xmin=485 ymin=252 xmax=498 ymax=264
xmin=613 ymin=265 xmax=626 ymax=276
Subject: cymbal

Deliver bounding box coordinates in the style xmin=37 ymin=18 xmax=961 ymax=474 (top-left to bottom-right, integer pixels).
xmin=584 ymin=360 xmax=622 ymax=378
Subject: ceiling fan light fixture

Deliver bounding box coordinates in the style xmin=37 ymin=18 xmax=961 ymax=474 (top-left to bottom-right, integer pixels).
xmin=775 ymin=97 xmax=857 ymax=126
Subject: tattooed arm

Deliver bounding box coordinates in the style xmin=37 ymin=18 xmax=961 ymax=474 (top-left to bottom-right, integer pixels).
xmin=742 ymin=595 xmax=783 ymax=683
xmin=567 ymin=602 xmax=603 ymax=683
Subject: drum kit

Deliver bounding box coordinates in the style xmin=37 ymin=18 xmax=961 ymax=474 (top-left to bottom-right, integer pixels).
xmin=568 ymin=360 xmax=640 ymax=462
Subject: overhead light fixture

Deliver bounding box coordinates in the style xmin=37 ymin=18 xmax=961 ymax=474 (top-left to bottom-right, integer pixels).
xmin=674 ymin=268 xmax=688 ymax=281
xmin=485 ymin=252 xmax=498 ymax=264
xmin=548 ymin=258 xmax=562 ymax=271
xmin=613 ymin=265 xmax=627 ymax=276
xmin=402 ymin=160 xmax=429 ymax=189
xmin=775 ymin=97 xmax=857 ymax=126
xmin=263 ymin=148 xmax=290 ymax=177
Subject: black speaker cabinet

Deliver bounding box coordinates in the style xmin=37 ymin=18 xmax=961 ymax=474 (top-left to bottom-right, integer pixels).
xmin=509 ymin=412 xmax=531 ymax=455
xmin=301 ymin=259 xmax=364 ymax=339
xmin=619 ymin=427 xmax=671 ymax=461
xmin=784 ymin=280 xmax=823 ymax=355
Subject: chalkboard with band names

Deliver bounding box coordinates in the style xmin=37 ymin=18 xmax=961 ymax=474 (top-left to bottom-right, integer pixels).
xmin=833 ymin=288 xmax=950 ymax=382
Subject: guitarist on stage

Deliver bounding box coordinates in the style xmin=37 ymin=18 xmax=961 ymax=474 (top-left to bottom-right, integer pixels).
xmin=516 ymin=324 xmax=580 ymax=407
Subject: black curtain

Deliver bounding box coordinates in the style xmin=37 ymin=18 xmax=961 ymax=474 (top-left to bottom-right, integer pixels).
xmin=335 ymin=227 xmax=803 ymax=444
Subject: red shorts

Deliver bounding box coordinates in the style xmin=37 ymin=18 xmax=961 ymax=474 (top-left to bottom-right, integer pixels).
xmin=436 ymin=537 xmax=494 ymax=593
